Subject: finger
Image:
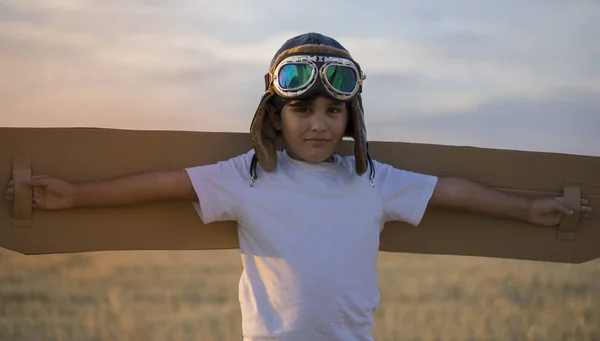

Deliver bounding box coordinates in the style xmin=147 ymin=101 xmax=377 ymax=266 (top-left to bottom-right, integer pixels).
xmin=581 ymin=198 xmax=589 ymax=205
xmin=581 ymin=205 xmax=594 ymax=214
xmin=8 ymin=180 xmax=13 ymax=186
xmin=32 ymin=196 xmax=43 ymax=208
xmin=28 ymin=176 xmax=50 ymax=187
xmin=5 ymin=193 xmax=14 ymax=202
xmin=33 ymin=191 xmax=43 ymax=202
xmin=5 ymin=187 xmax=14 ymax=195
xmin=555 ymin=201 xmax=574 ymax=215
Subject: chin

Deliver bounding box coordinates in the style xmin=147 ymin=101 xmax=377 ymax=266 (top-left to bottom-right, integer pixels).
xmin=284 ymin=137 xmax=341 ymax=163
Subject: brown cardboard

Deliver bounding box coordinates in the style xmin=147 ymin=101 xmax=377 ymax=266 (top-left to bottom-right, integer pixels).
xmin=1 ymin=127 xmax=598 ymax=263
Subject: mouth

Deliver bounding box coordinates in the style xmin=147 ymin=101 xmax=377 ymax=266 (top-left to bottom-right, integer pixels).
xmin=304 ymin=138 xmax=331 ymax=147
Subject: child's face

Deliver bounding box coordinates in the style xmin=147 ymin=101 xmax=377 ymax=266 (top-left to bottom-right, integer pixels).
xmin=272 ymin=95 xmax=348 ymax=163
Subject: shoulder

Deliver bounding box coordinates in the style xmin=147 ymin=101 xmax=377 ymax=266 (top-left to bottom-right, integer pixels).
xmin=352 ymin=155 xmax=438 ymax=189
xmin=218 ymin=149 xmax=255 ymax=166
xmin=335 ymin=154 xmax=412 ymax=179
xmin=366 ymin=157 xmax=438 ymax=225
xmin=186 ymin=149 xmax=255 ymax=182
xmin=207 ymin=149 xmax=256 ymax=170
xmin=189 ymin=149 xmax=255 ymax=170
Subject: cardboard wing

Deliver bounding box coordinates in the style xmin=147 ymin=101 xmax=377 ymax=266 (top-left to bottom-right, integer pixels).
xmin=1 ymin=127 xmax=598 ymax=263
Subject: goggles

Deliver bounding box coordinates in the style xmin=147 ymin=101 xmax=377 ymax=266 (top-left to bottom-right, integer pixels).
xmin=266 ymin=55 xmax=366 ymax=101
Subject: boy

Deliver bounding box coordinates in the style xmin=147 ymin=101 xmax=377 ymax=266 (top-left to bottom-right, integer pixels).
xmin=4 ymin=33 xmax=593 ymax=341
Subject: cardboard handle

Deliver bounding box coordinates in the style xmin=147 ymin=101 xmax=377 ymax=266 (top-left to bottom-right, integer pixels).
xmin=12 ymin=156 xmax=32 ymax=227
xmin=557 ymin=179 xmax=582 ymax=240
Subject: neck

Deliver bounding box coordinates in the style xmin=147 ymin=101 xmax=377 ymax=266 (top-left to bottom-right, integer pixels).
xmin=286 ymin=149 xmax=334 ymax=163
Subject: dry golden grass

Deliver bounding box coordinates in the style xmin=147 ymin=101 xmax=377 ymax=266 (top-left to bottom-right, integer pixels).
xmin=1 ymin=247 xmax=599 ymax=341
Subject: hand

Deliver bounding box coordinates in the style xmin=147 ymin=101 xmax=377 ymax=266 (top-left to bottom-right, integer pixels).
xmin=5 ymin=175 xmax=75 ymax=210
xmin=527 ymin=196 xmax=593 ymax=226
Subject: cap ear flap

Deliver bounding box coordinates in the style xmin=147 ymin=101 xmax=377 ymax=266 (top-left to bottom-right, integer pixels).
xmin=350 ymin=96 xmax=368 ymax=176
xmin=250 ymin=92 xmax=278 ymax=172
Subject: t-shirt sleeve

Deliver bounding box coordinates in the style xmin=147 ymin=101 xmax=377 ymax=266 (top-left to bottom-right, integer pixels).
xmin=184 ymin=150 xmax=254 ymax=224
xmin=374 ymin=160 xmax=438 ymax=226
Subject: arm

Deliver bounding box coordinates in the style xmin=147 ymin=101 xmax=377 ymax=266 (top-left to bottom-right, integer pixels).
xmin=5 ymin=170 xmax=197 ymax=209
xmin=429 ymin=177 xmax=593 ymax=225
xmin=72 ymin=170 xmax=197 ymax=207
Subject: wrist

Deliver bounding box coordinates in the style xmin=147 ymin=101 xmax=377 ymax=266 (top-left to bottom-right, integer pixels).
xmin=70 ymin=182 xmax=82 ymax=208
xmin=521 ymin=197 xmax=534 ymax=222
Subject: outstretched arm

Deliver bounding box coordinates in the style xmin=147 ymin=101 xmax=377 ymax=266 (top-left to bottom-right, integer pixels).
xmin=429 ymin=177 xmax=593 ymax=226
xmin=5 ymin=170 xmax=197 ymax=210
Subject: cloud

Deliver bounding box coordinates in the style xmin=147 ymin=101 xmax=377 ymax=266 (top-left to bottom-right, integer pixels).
xmin=366 ymin=88 xmax=600 ymax=157
xmin=1 ymin=0 xmax=265 ymax=23
xmin=0 ymin=0 xmax=597 ymax=158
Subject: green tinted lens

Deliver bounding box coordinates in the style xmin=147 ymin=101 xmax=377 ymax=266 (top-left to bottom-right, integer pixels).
xmin=278 ymin=64 xmax=314 ymax=90
xmin=324 ymin=65 xmax=357 ymax=93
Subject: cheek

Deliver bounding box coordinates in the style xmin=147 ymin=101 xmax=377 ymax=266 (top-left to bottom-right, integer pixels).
xmin=330 ymin=113 xmax=349 ymax=133
xmin=280 ymin=114 xmax=305 ymax=134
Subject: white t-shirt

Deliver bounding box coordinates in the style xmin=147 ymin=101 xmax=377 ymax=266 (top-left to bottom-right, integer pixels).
xmin=185 ymin=149 xmax=438 ymax=341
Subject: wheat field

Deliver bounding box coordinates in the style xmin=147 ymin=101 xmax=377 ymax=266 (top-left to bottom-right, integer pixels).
xmin=1 ymin=247 xmax=599 ymax=341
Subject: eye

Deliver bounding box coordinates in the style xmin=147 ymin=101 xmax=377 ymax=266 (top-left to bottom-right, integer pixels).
xmin=327 ymin=107 xmax=342 ymax=114
xmin=292 ymin=106 xmax=311 ymax=114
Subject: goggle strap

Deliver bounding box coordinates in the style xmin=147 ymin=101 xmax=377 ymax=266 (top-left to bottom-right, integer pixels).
xmin=264 ymin=73 xmax=271 ymax=92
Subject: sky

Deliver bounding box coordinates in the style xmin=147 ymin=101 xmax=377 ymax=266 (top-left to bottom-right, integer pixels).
xmin=0 ymin=0 xmax=599 ymax=157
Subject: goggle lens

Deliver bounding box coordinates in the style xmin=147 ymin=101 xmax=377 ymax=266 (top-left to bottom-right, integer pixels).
xmin=324 ymin=65 xmax=357 ymax=93
xmin=278 ymin=64 xmax=314 ymax=90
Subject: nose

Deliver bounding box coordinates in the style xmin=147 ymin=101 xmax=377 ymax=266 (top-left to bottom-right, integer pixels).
xmin=309 ymin=111 xmax=328 ymax=132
